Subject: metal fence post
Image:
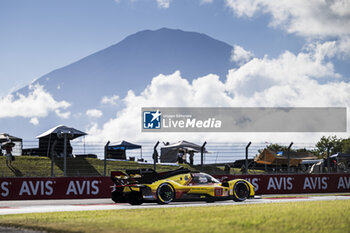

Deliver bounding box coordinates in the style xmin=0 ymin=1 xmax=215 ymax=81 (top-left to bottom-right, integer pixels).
xmin=245 ymin=142 xmax=251 ymax=174
xmin=336 ymin=156 xmax=339 ymax=173
xmin=63 ymin=133 xmax=67 ymax=177
xmin=153 ymin=141 xmax=160 ymax=171
xmin=201 ymin=141 xmax=207 ymax=171
xmin=51 ymin=151 xmax=54 ymax=177
xmin=46 ymin=134 xmax=54 ymax=177
xmin=287 ymin=142 xmax=293 ymax=173
xmin=104 ymin=141 xmax=110 ymax=176
xmin=327 ymin=144 xmax=332 ymax=173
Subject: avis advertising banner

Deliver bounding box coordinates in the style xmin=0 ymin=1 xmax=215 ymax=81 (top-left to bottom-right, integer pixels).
xmin=0 ymin=174 xmax=349 ymax=200
xmin=0 ymin=177 xmax=113 ymax=200
xmin=215 ymin=174 xmax=350 ymax=195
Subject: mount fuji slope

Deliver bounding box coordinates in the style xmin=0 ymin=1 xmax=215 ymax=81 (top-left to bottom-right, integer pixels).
xmin=13 ymin=28 xmax=236 ymax=138
xmin=20 ymin=28 xmax=234 ymax=109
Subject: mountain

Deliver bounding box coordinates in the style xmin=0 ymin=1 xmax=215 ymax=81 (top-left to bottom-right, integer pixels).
xmin=11 ymin=28 xmax=235 ymax=139
xmin=20 ymin=28 xmax=233 ymax=107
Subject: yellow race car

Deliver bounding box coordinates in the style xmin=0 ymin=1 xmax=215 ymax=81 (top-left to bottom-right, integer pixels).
xmin=111 ymin=167 xmax=254 ymax=205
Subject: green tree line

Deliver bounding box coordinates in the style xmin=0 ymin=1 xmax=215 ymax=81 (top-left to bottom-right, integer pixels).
xmin=263 ymin=136 xmax=350 ymax=158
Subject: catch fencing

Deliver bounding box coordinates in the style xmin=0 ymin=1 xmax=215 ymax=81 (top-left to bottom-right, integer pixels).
xmin=23 ymin=140 xmax=316 ymax=164
xmin=0 ymin=140 xmax=349 ymax=178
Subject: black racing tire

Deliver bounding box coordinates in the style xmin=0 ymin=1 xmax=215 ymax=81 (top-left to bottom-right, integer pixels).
xmin=156 ymin=183 xmax=175 ymax=204
xmin=111 ymin=190 xmax=125 ymax=203
xmin=232 ymin=181 xmax=250 ymax=202
xmin=126 ymin=192 xmax=143 ymax=205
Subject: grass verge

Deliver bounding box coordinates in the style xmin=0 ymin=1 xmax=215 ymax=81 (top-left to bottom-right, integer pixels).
xmin=262 ymin=193 xmax=350 ymax=199
xmin=0 ymin=156 xmax=179 ymax=177
xmin=0 ymin=200 xmax=349 ymax=233
xmin=0 ymin=156 xmax=238 ymax=177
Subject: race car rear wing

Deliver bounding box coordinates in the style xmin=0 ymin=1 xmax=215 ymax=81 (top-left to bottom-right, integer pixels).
xmin=111 ymin=167 xmax=192 ymax=186
xmin=111 ymin=168 xmax=159 ymax=185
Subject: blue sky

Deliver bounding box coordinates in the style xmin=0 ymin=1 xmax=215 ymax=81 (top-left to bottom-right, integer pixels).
xmin=0 ymin=0 xmax=350 ymax=143
xmin=0 ymin=0 xmax=310 ymax=95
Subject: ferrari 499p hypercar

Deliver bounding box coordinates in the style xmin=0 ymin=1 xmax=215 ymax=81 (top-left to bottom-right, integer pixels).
xmin=111 ymin=167 xmax=254 ymax=205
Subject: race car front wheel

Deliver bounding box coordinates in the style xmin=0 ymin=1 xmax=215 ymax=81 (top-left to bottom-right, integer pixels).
xmin=156 ymin=183 xmax=175 ymax=204
xmin=232 ymin=181 xmax=250 ymax=202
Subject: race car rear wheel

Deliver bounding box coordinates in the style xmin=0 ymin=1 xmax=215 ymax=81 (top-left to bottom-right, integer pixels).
xmin=232 ymin=181 xmax=250 ymax=202
xmin=156 ymin=183 xmax=175 ymax=204
xmin=112 ymin=189 xmax=125 ymax=203
xmin=127 ymin=192 xmax=143 ymax=205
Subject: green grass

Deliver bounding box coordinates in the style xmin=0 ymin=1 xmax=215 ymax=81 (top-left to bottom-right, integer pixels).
xmin=0 ymin=200 xmax=349 ymax=233
xmin=0 ymin=156 xmax=233 ymax=177
xmin=0 ymin=156 xmax=178 ymax=177
xmin=262 ymin=193 xmax=350 ymax=199
xmin=216 ymin=166 xmax=265 ymax=175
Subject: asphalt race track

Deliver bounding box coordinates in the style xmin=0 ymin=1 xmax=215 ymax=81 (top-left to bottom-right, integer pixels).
xmin=1 ymin=195 xmax=350 ymax=215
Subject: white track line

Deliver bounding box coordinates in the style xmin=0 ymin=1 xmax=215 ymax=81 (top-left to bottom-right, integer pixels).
xmin=1 ymin=196 xmax=350 ymax=215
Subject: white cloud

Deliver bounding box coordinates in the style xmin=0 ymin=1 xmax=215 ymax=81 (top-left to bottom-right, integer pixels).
xmin=336 ymin=37 xmax=350 ymax=58
xmin=226 ymin=47 xmax=341 ymax=99
xmin=225 ymin=0 xmax=350 ymax=38
xmin=200 ymin=0 xmax=213 ymax=4
xmin=304 ymin=38 xmax=350 ymax=61
xmin=225 ymin=56 xmax=345 ymax=106
xmin=225 ymin=0 xmax=261 ymax=18
xmin=0 ymin=84 xmax=71 ymax=123
xmin=113 ymin=0 xmax=170 ymax=8
xmin=55 ymin=109 xmax=71 ymax=119
xmin=156 ymin=0 xmax=170 ymax=8
xmin=30 ymin=117 xmax=39 ymax=125
xmin=101 ymin=95 xmax=119 ymax=105
xmin=231 ymin=45 xmax=254 ymax=65
xmin=307 ymin=41 xmax=337 ymax=62
xmin=85 ymin=43 xmax=350 ymax=143
xmin=86 ymin=109 xmax=103 ymax=118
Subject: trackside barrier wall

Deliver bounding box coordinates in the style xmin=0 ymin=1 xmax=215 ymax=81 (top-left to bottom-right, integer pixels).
xmin=214 ymin=174 xmax=350 ymax=195
xmin=0 ymin=174 xmax=349 ymax=200
xmin=0 ymin=177 xmax=113 ymax=200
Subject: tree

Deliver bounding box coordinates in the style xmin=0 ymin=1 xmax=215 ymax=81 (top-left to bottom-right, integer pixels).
xmin=265 ymin=143 xmax=290 ymax=152
xmin=261 ymin=143 xmax=311 ymax=154
xmin=315 ymin=135 xmax=342 ymax=157
xmin=340 ymin=138 xmax=350 ymax=154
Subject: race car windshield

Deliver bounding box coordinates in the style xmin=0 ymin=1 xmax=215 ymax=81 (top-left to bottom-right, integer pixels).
xmin=191 ymin=173 xmax=220 ymax=184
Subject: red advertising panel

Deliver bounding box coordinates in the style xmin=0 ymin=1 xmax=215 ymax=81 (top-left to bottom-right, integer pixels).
xmin=0 ymin=177 xmax=113 ymax=200
xmin=214 ymin=174 xmax=350 ymax=195
xmin=0 ymin=174 xmax=349 ymax=200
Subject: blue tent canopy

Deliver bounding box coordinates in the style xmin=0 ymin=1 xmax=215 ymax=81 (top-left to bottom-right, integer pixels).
xmin=330 ymin=152 xmax=350 ymax=158
xmin=108 ymin=140 xmax=141 ymax=150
